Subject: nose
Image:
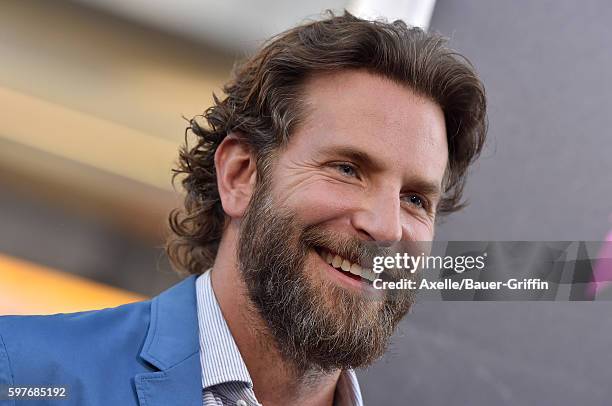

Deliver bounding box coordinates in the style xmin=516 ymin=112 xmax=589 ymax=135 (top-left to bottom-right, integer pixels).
xmin=350 ymin=190 xmax=403 ymax=242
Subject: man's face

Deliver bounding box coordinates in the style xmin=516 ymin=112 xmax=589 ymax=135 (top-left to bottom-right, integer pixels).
xmin=238 ymin=70 xmax=448 ymax=373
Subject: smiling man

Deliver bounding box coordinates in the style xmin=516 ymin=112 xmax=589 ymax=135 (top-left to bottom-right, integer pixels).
xmin=0 ymin=11 xmax=486 ymax=406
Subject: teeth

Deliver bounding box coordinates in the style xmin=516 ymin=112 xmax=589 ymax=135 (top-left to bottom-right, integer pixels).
xmin=332 ymin=255 xmax=342 ymax=268
xmin=325 ymin=251 xmax=333 ymax=264
xmin=360 ymin=268 xmax=377 ymax=282
xmin=320 ymin=249 xmax=373 ymax=282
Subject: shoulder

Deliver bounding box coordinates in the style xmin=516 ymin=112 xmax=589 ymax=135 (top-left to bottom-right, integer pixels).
xmin=0 ymin=300 xmax=152 ymax=386
xmin=0 ymin=298 xmax=151 ymax=335
xmin=0 ymin=299 xmax=152 ymax=352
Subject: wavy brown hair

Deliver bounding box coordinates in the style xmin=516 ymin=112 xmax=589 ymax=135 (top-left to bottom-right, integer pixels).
xmin=167 ymin=11 xmax=488 ymax=275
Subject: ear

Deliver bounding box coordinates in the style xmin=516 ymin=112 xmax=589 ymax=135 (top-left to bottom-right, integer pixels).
xmin=214 ymin=133 xmax=257 ymax=218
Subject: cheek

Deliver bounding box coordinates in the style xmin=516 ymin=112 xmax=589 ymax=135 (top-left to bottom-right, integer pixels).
xmin=281 ymin=180 xmax=360 ymax=224
xmin=401 ymin=214 xmax=435 ymax=241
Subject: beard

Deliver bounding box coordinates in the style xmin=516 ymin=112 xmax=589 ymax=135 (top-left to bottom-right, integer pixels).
xmin=237 ymin=176 xmax=416 ymax=375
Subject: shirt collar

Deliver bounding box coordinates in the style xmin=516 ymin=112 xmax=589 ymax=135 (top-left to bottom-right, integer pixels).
xmin=195 ymin=270 xmax=363 ymax=406
xmin=336 ymin=368 xmax=363 ymax=406
xmin=196 ymin=270 xmax=252 ymax=388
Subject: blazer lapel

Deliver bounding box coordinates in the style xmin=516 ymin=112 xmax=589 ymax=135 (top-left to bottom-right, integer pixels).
xmin=134 ymin=353 xmax=201 ymax=406
xmin=135 ymin=275 xmax=201 ymax=406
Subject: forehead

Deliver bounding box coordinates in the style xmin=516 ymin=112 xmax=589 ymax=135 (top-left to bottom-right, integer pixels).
xmin=292 ymin=69 xmax=448 ymax=182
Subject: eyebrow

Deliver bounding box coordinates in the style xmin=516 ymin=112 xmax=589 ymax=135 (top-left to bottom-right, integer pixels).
xmin=321 ymin=145 xmax=385 ymax=172
xmin=320 ymin=145 xmax=443 ymax=198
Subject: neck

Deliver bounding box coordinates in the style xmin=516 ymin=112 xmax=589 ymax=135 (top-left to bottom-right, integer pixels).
xmin=210 ymin=224 xmax=341 ymax=406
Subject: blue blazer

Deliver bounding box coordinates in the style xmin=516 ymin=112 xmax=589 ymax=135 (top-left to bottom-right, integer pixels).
xmin=0 ymin=275 xmax=201 ymax=406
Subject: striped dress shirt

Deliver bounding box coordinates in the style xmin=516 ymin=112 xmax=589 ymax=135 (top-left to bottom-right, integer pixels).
xmin=196 ymin=270 xmax=364 ymax=406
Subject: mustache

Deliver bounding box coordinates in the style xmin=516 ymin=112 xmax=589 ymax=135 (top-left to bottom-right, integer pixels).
xmin=300 ymin=225 xmax=393 ymax=270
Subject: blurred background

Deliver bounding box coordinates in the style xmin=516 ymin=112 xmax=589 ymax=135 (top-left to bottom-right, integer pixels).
xmin=1 ymin=0 xmax=611 ymax=404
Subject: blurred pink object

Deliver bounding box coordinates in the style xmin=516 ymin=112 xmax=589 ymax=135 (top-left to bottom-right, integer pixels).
xmin=587 ymin=228 xmax=612 ymax=298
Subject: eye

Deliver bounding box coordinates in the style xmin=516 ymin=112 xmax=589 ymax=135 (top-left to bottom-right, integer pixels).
xmin=334 ymin=163 xmax=358 ymax=178
xmin=402 ymin=194 xmax=427 ymax=210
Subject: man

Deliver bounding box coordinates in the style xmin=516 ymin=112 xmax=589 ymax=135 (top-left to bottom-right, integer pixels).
xmin=0 ymin=11 xmax=486 ymax=406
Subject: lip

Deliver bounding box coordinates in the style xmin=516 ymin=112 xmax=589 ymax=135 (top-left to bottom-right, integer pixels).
xmin=312 ymin=249 xmax=381 ymax=296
